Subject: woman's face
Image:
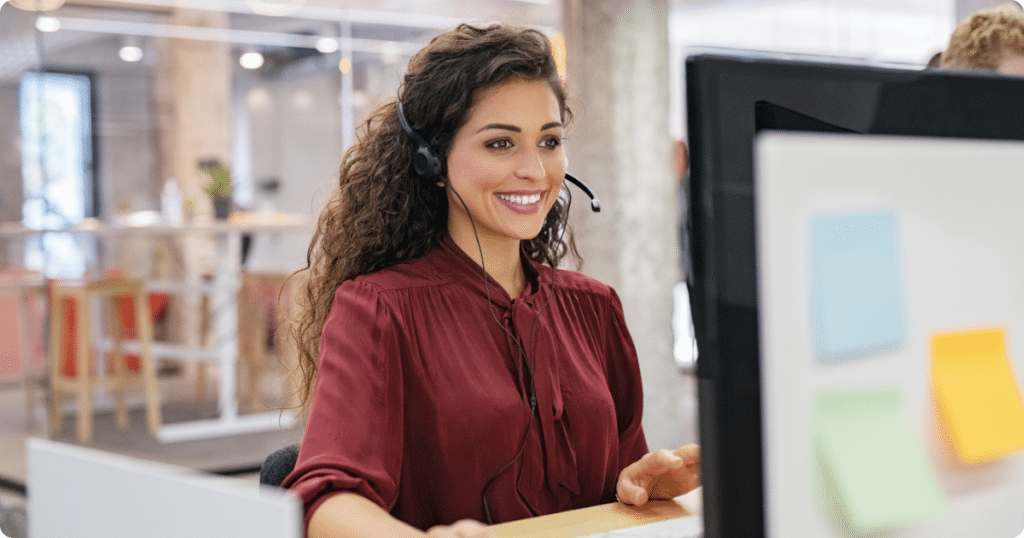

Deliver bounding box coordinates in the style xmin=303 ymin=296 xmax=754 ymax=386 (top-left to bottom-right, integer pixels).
xmin=444 ymin=79 xmax=566 ymax=249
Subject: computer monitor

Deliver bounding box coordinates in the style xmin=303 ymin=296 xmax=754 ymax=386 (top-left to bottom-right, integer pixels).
xmin=685 ymin=53 xmax=1024 ymax=538
xmin=27 ymin=438 xmax=302 ymax=538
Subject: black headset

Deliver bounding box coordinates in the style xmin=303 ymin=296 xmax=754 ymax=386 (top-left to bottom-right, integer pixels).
xmin=397 ymin=100 xmax=445 ymax=184
xmin=396 ymin=100 xmax=601 ymax=212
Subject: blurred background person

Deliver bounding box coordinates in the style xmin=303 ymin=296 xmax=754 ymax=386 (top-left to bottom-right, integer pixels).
xmin=939 ymin=2 xmax=1024 ymax=74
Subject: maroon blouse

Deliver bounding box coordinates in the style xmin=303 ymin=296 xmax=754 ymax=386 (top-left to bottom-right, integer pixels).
xmin=283 ymin=235 xmax=648 ymax=531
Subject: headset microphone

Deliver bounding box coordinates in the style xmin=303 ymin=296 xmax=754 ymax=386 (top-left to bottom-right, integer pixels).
xmin=564 ymin=173 xmax=601 ymax=212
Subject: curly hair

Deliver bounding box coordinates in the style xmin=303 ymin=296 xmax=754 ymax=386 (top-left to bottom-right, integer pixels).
xmin=940 ymin=3 xmax=1024 ymax=71
xmin=288 ymin=23 xmax=578 ymax=416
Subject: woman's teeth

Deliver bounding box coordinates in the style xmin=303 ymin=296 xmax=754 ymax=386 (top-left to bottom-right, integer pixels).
xmin=498 ymin=193 xmax=541 ymax=205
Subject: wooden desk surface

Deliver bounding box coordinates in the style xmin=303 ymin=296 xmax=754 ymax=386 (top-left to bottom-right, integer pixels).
xmin=489 ymin=498 xmax=693 ymax=538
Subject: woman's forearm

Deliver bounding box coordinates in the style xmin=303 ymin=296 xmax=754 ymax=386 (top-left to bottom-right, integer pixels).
xmin=308 ymin=492 xmax=425 ymax=538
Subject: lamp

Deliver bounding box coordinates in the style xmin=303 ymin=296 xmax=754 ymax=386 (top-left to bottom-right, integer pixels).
xmin=379 ymin=41 xmax=400 ymax=65
xmin=119 ymin=36 xmax=143 ymax=62
xmin=240 ymin=50 xmax=264 ymax=70
xmin=316 ymin=37 xmax=339 ymax=54
xmin=34 ymin=15 xmax=59 ymax=32
xmin=10 ymin=0 xmax=66 ymax=10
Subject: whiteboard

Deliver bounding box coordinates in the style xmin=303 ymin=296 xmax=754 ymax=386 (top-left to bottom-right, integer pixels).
xmin=27 ymin=438 xmax=302 ymax=538
xmin=755 ymin=132 xmax=1024 ymax=538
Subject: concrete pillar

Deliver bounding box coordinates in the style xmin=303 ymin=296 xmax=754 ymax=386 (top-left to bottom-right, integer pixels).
xmin=563 ymin=0 xmax=684 ymax=451
xmin=153 ymin=9 xmax=233 ymax=352
xmin=154 ymin=8 xmax=233 ymax=220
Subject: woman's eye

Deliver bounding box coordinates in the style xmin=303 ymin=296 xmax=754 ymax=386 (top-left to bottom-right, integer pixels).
xmin=540 ymin=137 xmax=561 ymax=150
xmin=487 ymin=139 xmax=513 ymax=150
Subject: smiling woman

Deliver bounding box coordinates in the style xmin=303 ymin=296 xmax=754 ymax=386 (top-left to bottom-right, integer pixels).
xmin=283 ymin=23 xmax=700 ymax=538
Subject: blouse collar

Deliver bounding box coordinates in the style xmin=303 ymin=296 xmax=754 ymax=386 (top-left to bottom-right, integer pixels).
xmin=432 ymin=232 xmax=549 ymax=307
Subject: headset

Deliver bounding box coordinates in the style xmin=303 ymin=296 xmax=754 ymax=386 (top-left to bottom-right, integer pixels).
xmin=396 ymin=100 xmax=601 ymax=212
xmin=397 ymin=100 xmax=446 ymax=184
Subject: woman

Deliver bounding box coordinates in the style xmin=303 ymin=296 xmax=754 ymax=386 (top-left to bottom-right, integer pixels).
xmin=283 ymin=23 xmax=700 ymax=538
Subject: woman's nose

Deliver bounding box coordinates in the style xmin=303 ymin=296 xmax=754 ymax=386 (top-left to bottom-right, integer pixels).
xmin=516 ymin=146 xmax=546 ymax=180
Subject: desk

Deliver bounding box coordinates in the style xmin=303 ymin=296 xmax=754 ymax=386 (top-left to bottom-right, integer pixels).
xmin=490 ymin=497 xmax=699 ymax=538
xmin=0 ymin=213 xmax=312 ymax=443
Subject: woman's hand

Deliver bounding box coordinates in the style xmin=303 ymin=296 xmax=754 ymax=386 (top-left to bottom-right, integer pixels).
xmin=425 ymin=519 xmax=499 ymax=538
xmin=615 ymin=444 xmax=701 ymax=507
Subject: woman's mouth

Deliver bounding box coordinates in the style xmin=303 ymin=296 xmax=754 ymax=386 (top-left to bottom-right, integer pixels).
xmin=497 ymin=192 xmax=543 ymax=214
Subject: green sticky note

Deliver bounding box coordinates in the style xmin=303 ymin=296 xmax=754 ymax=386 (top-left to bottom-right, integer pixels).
xmin=815 ymin=388 xmax=944 ymax=534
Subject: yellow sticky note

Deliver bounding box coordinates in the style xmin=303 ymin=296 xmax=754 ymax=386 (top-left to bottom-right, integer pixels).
xmin=932 ymin=328 xmax=1024 ymax=463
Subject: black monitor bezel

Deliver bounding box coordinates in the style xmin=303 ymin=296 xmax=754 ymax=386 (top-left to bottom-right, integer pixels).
xmin=685 ymin=53 xmax=1024 ymax=538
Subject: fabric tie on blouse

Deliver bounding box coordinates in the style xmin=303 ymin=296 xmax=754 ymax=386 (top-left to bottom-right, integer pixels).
xmin=510 ymin=292 xmax=581 ymax=511
xmin=437 ymin=235 xmax=581 ymax=512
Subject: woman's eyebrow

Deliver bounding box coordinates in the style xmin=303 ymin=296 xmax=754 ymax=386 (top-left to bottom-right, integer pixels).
xmin=476 ymin=121 xmax=563 ymax=134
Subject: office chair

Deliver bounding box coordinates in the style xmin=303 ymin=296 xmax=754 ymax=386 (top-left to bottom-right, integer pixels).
xmin=260 ymin=443 xmax=300 ymax=487
xmin=0 ymin=498 xmax=27 ymax=538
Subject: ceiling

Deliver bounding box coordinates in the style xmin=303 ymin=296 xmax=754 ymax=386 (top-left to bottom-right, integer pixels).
xmin=1 ymin=0 xmax=965 ymax=84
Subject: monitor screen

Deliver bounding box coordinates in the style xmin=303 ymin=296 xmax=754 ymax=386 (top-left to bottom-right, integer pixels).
xmin=685 ymin=53 xmax=1024 ymax=538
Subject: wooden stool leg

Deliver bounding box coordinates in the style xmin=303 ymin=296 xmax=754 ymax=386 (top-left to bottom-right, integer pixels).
xmin=75 ymin=292 xmax=93 ymax=444
xmin=248 ymin=311 xmax=266 ymax=413
xmin=18 ymin=288 xmax=36 ymax=427
xmin=196 ymin=293 xmax=210 ymax=401
xmin=48 ymin=294 xmax=65 ymax=436
xmin=240 ymin=282 xmax=264 ymax=413
xmin=135 ymin=291 xmax=161 ymax=436
xmin=110 ymin=295 xmax=129 ymax=431
xmin=280 ymin=278 xmax=302 ymax=411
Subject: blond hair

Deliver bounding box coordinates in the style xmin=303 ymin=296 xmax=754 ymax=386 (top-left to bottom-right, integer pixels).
xmin=941 ymin=3 xmax=1024 ymax=70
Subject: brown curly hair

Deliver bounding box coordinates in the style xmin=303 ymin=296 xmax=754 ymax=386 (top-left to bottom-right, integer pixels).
xmin=288 ymin=23 xmax=578 ymax=416
xmin=940 ymin=3 xmax=1024 ymax=70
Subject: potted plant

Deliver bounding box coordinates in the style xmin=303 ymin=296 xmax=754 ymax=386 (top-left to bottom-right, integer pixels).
xmin=200 ymin=160 xmax=233 ymax=219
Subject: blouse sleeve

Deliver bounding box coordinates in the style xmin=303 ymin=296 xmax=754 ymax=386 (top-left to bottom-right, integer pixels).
xmin=281 ymin=280 xmax=406 ymax=530
xmin=603 ymin=288 xmax=649 ymax=479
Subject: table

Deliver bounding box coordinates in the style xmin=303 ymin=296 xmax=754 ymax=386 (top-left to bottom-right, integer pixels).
xmin=0 ymin=213 xmax=313 ymax=443
xmin=490 ymin=495 xmax=700 ymax=538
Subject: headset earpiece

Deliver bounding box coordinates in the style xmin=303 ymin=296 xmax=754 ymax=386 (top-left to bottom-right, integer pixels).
xmin=397 ymin=100 xmax=444 ymax=184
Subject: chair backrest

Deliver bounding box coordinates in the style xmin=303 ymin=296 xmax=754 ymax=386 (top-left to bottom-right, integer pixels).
xmin=260 ymin=444 xmax=300 ymax=487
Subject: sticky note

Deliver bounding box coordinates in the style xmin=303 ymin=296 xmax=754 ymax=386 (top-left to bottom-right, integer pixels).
xmin=815 ymin=388 xmax=944 ymax=534
xmin=932 ymin=328 xmax=1024 ymax=464
xmin=810 ymin=211 xmax=905 ymax=362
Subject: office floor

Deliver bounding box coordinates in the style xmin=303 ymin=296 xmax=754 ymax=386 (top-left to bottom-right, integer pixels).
xmin=0 ymin=363 xmax=699 ymax=535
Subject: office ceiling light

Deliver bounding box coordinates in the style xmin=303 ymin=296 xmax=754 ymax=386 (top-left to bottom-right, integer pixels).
xmin=379 ymin=41 xmax=401 ymax=65
xmin=119 ymin=36 xmax=143 ymax=62
xmin=246 ymin=0 xmax=305 ymax=17
xmin=316 ymin=37 xmax=339 ymax=54
xmin=35 ymin=16 xmax=60 ymax=32
xmin=240 ymin=51 xmax=264 ymax=69
xmin=10 ymin=0 xmax=66 ymax=11
xmin=119 ymin=44 xmax=143 ymax=62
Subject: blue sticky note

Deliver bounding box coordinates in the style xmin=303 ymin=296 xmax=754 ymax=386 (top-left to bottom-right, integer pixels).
xmin=810 ymin=211 xmax=905 ymax=362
